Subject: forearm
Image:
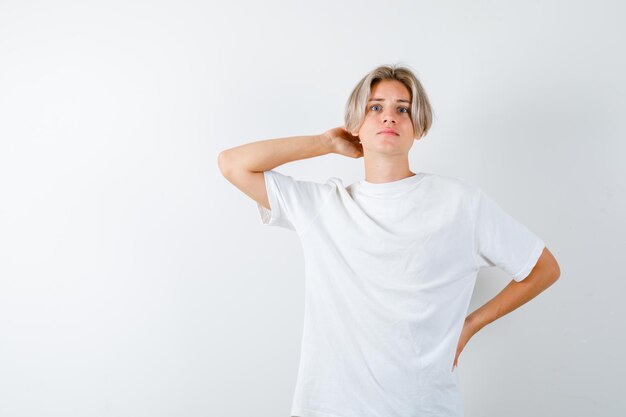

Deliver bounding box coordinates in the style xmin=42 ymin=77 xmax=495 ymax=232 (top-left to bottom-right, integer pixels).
xmin=466 ymin=267 xmax=560 ymax=334
xmin=219 ymin=134 xmax=332 ymax=173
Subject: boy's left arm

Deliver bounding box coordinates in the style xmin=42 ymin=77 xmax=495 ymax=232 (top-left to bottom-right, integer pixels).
xmin=467 ymin=246 xmax=561 ymax=334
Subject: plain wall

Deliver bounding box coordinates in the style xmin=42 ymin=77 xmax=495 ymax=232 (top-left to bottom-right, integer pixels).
xmin=1 ymin=0 xmax=624 ymax=416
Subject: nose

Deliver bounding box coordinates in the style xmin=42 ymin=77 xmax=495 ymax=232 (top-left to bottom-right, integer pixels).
xmin=381 ymin=108 xmax=397 ymax=124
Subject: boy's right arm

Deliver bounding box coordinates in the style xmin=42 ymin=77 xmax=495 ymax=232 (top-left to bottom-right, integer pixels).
xmin=217 ymin=133 xmax=336 ymax=211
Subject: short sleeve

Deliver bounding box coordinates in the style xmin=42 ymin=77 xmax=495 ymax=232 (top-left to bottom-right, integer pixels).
xmin=257 ymin=169 xmax=334 ymax=235
xmin=473 ymin=187 xmax=546 ymax=282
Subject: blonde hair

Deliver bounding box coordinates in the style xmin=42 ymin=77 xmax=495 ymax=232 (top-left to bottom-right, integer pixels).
xmin=344 ymin=64 xmax=433 ymax=140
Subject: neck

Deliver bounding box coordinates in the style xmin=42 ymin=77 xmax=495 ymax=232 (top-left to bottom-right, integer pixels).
xmin=363 ymin=153 xmax=414 ymax=184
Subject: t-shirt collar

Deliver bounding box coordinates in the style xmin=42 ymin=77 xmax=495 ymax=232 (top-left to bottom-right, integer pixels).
xmin=356 ymin=172 xmax=426 ymax=196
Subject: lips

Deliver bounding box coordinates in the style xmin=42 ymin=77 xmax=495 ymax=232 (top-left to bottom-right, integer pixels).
xmin=378 ymin=129 xmax=398 ymax=135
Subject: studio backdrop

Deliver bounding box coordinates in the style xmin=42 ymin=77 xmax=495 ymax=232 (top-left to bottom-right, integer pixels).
xmin=0 ymin=1 xmax=624 ymax=416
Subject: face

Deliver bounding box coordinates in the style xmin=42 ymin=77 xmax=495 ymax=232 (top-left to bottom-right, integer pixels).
xmin=353 ymin=79 xmax=416 ymax=155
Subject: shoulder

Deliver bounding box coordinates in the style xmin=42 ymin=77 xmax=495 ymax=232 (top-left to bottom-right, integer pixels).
xmin=422 ymin=172 xmax=480 ymax=197
xmin=266 ymin=169 xmax=338 ymax=191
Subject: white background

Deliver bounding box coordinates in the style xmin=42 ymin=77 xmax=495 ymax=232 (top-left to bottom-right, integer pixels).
xmin=1 ymin=0 xmax=624 ymax=416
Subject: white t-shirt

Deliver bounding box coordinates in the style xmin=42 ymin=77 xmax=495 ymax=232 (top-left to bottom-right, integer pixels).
xmin=257 ymin=169 xmax=545 ymax=417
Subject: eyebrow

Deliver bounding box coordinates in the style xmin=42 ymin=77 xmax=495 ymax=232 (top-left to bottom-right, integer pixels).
xmin=367 ymin=98 xmax=411 ymax=104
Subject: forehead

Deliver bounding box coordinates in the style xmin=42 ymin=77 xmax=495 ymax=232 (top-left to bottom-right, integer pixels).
xmin=369 ymin=79 xmax=411 ymax=101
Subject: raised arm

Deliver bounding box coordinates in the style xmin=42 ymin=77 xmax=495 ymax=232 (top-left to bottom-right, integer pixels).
xmin=217 ymin=127 xmax=363 ymax=210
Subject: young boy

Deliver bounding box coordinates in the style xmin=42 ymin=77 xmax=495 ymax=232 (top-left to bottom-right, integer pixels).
xmin=218 ymin=64 xmax=560 ymax=417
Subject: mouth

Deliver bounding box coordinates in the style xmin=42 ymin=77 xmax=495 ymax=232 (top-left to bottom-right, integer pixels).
xmin=378 ymin=130 xmax=399 ymax=136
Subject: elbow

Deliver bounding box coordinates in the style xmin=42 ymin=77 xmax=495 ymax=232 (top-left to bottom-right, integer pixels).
xmin=544 ymin=260 xmax=560 ymax=285
xmin=552 ymin=261 xmax=561 ymax=280
xmin=217 ymin=150 xmax=232 ymax=177
xmin=542 ymin=246 xmax=561 ymax=281
xmin=549 ymin=252 xmax=561 ymax=280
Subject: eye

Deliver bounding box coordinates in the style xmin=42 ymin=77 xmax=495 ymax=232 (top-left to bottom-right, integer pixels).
xmin=369 ymin=104 xmax=409 ymax=113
